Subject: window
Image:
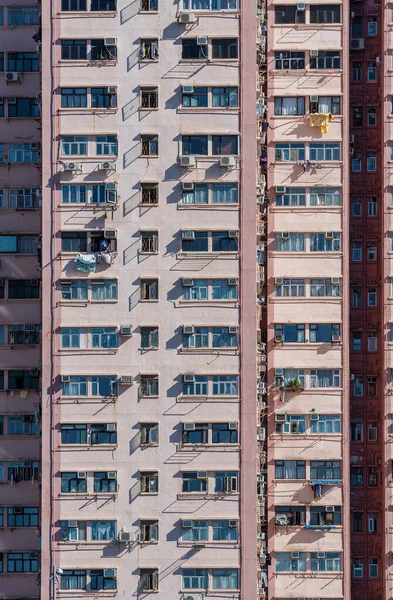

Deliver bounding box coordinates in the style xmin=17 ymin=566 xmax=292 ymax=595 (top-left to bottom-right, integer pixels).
xmin=310 ymin=187 xmax=340 ymax=206
xmin=310 ymin=233 xmax=341 ymax=252
xmin=310 ymin=552 xmax=341 ymax=572
xmin=183 ymin=327 xmax=208 ymax=349
xmin=182 ymin=135 xmax=208 ymax=155
xmin=62 ymin=0 xmax=87 ymax=8
xmin=310 ymin=143 xmax=340 ymax=161
xmin=275 ymin=278 xmax=305 ymax=297
xmin=353 ymin=288 xmax=362 ymax=307
xmin=310 ymin=4 xmax=340 ymax=23
xmin=61 ymin=570 xmax=87 ymax=590
xmin=212 ymin=520 xmax=238 ymax=541
xmin=7 ymin=507 xmax=38 ymax=527
xmin=367 ymin=153 xmax=376 ymax=172
xmin=212 ymin=375 xmax=238 ymax=395
xmin=352 ymin=154 xmax=362 ymax=172
xmin=182 ymin=471 xmax=207 ymax=493
xmin=60 ymin=136 xmax=87 ymax=156
xmin=275 ymin=324 xmax=305 ymax=343
xmin=61 ymin=472 xmax=87 ymax=493
xmin=183 ymin=0 xmax=238 ymax=8
xmin=182 ymin=87 xmax=207 ymax=107
xmin=367 ymin=17 xmax=377 ymax=35
xmin=368 ymin=108 xmax=377 ymax=126
xmin=212 ymin=327 xmax=238 ymax=348
xmin=275 ymin=143 xmax=305 ymax=161
xmin=8 ymin=461 xmax=39 ymax=482
xmin=8 ymin=144 xmax=39 ymax=163
xmin=276 ymin=506 xmax=306 ymax=526
xmin=140 ymin=570 xmax=159 ymax=592
xmin=211 ymin=38 xmax=238 ymax=59
xmin=7 ymin=416 xmax=38 ymax=435
xmin=94 ymin=472 xmax=117 ymax=493
xmin=8 ymin=7 xmax=40 ymax=25
xmin=368 ymin=197 xmax=377 ymax=216
xmin=91 ymin=521 xmax=117 ymax=541
xmin=353 ymin=107 xmax=363 ymax=127
xmin=140 ymin=231 xmax=158 ymax=254
xmin=212 ymin=231 xmax=238 ymax=251
xmin=140 ymin=375 xmax=159 ymax=397
xmin=8 ymin=53 xmax=39 ymax=72
xmin=310 ymin=278 xmax=340 ymax=297
xmin=276 ymin=187 xmax=306 ymax=206
xmin=352 ymin=332 xmax=362 ymax=351
xmin=310 ymin=506 xmax=341 ymax=526
xmin=61 ymin=88 xmax=87 ymax=108
xmin=137 ymin=327 xmax=158 ymax=352
xmin=61 ymin=376 xmax=117 ymax=397
xmin=368 ymin=243 xmax=377 ymax=261
xmin=368 ymin=377 xmax=377 ymax=397
xmin=215 ymin=471 xmax=237 ymax=492
xmin=368 ymin=288 xmax=377 ymax=307
xmin=275 ymin=460 xmax=305 ymax=479
xmin=212 ymin=569 xmax=239 ymax=589
xmin=61 ymin=40 xmax=87 ymax=60
xmin=368 ymin=422 xmax=378 ymax=442
xmin=275 ymin=415 xmax=306 ymax=434
xmin=8 ymin=370 xmax=39 ymax=390
xmin=141 ymin=423 xmax=159 ymax=445
xmin=368 ymin=62 xmax=377 ymax=81
xmin=310 ymin=415 xmax=341 ymax=434
xmin=141 ymin=87 xmax=158 ymax=109
xmin=182 ymin=278 xmax=238 ymax=301
xmin=96 ymin=135 xmax=117 ymax=155
xmin=61 ymin=424 xmax=87 ymax=444
xmin=140 ymin=520 xmax=159 ymax=542
xmin=276 ymin=552 xmax=306 ymax=572
xmin=182 ymin=520 xmax=208 ymax=541
xmin=368 ymin=513 xmax=377 ymax=533
xmin=92 ymin=87 xmax=117 ymax=108
xmin=354 ymin=376 xmax=363 ymax=396
xmin=140 ymin=279 xmax=158 ymax=301
xmin=212 ymin=87 xmax=238 ymax=107
xmin=61 ymin=279 xmax=88 ymax=300
xmin=141 ymin=471 xmax=158 ymax=493
xmin=354 ymin=559 xmax=363 ymax=578
xmin=310 ymin=51 xmax=340 ymax=69
xmin=141 ymin=135 xmax=158 ymax=156
xmin=353 ymin=513 xmax=363 ymax=532
xmin=7 ymin=553 xmax=38 ymax=573
xmin=182 ymin=39 xmax=208 ymax=60
xmin=352 ymin=198 xmax=362 ymax=218
xmin=91 ymin=569 xmax=117 ymax=590
xmin=182 ymin=231 xmax=208 ymax=252
xmin=368 ymin=467 xmax=378 ymax=487
xmin=309 ymin=323 xmax=340 ymax=343
xmin=141 ymin=183 xmax=159 ymax=205
xmin=275 ymin=51 xmax=305 ymax=70
xmin=310 ymin=461 xmax=341 ymax=480
xmin=353 ymin=62 xmax=362 ymax=81
xmin=274 ymin=233 xmax=305 ymax=252
xmin=92 ymin=327 xmax=117 ymax=349
xmin=368 ymin=333 xmax=377 ymax=351
xmin=276 ymin=369 xmax=305 ymax=388
xmin=352 ymin=243 xmax=362 ymax=261
xmin=369 ymin=559 xmax=378 ymax=578
xmin=212 ymin=135 xmax=238 ymax=155
xmin=90 ymin=39 xmax=117 ymax=60
xmin=212 ymin=423 xmax=238 ymax=443
xmin=91 ymin=424 xmax=117 ymax=445
xmin=351 ymin=467 xmax=364 ymax=486
xmin=183 ymin=376 xmax=208 ymax=396
xmin=351 ymin=421 xmax=363 ymax=442
xmin=275 ymin=5 xmax=305 ymax=24
xmin=140 ymin=39 xmax=159 ymax=60
xmin=182 ymin=568 xmax=208 ymax=590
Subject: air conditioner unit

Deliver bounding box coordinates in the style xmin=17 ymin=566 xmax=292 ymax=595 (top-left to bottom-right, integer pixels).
xmin=106 ymin=181 xmax=117 ymax=190
xmin=8 ymin=96 xmax=17 ymax=105
xmin=61 ymin=375 xmax=70 ymax=383
xmin=310 ymin=413 xmax=319 ymax=421
xmin=107 ymin=86 xmax=117 ymax=94
xmin=291 ymin=552 xmax=300 ymax=558
xmin=184 ymin=595 xmax=202 ymax=600
xmin=120 ymin=375 xmax=133 ymax=385
xmin=317 ymin=552 xmax=326 ymax=559
xmin=63 ymin=162 xmax=82 ymax=172
xmin=24 ymin=324 xmax=36 ymax=332
xmin=349 ymin=147 xmax=354 ymax=156
xmin=297 ymin=2 xmax=305 ymax=9
xmin=77 ymin=471 xmax=87 ymax=479
xmin=182 ymin=278 xmax=194 ymax=287
xmin=183 ymin=374 xmax=195 ymax=383
xmin=228 ymin=278 xmax=238 ymax=286
xmin=106 ymin=424 xmax=116 ymax=432
xmin=197 ymin=36 xmax=208 ymax=45
xmin=281 ymin=232 xmax=290 ymax=240
xmin=30 ymin=142 xmax=40 ymax=151
xmin=14 ymin=506 xmax=23 ymax=514
xmin=184 ymin=422 xmax=196 ymax=431
xmin=229 ymin=520 xmax=237 ymax=527
xmin=179 ymin=12 xmax=197 ymax=23
xmin=332 ymin=334 xmax=341 ymax=342
xmin=310 ymin=95 xmax=319 ymax=103
xmin=180 ymin=156 xmax=196 ymax=167
xmin=228 ymin=326 xmax=238 ymax=334
xmin=182 ymin=85 xmax=194 ymax=95
xmin=182 ymin=181 xmax=194 ymax=191
xmin=182 ymin=519 xmax=193 ymax=528
xmin=197 ymin=471 xmax=207 ymax=479
xmin=30 ymin=368 xmax=39 ymax=377
xmin=310 ymin=50 xmax=318 ymax=57
xmin=104 ymin=37 xmax=117 ymax=46
xmin=30 ymin=553 xmax=39 ymax=560
xmin=228 ymin=422 xmax=238 ymax=430
xmin=275 ymin=278 xmax=284 ymax=285
xmin=183 ymin=325 xmax=195 ymax=335
xmin=351 ymin=38 xmax=365 ymax=50
xmin=275 ymin=186 xmax=286 ymax=193
xmin=274 ymin=334 xmax=283 ymax=343
xmin=120 ymin=325 xmax=132 ymax=336
xmin=350 ymin=134 xmax=355 ymax=144
xmin=325 ymin=506 xmax=335 ymax=512
xmin=119 ymin=531 xmax=133 ymax=543
xmin=257 ymin=433 xmax=265 ymax=442
xmin=68 ymin=520 xmax=78 ymax=527
xmin=331 ymin=277 xmax=340 ymax=284
xmin=34 ymin=188 xmax=42 ymax=197
xmin=370 ymin=467 xmax=378 ymax=473
xmin=228 ymin=230 xmax=238 ymax=238
xmin=220 ymin=156 xmax=236 ymax=167
xmin=103 ymin=569 xmax=116 ymax=578
xmin=275 ymin=414 xmax=287 ymax=422
xmin=107 ymin=471 xmax=117 ymax=479
xmin=182 ymin=230 xmax=195 ymax=240
xmin=104 ymin=229 xmax=117 ymax=239
xmin=5 ymin=72 xmax=19 ymax=82
xmin=23 ymin=415 xmax=34 ymax=422
xmin=325 ymin=231 xmax=334 ymax=239
xmin=275 ymin=368 xmax=283 ymax=376
xmin=100 ymin=161 xmax=116 ymax=170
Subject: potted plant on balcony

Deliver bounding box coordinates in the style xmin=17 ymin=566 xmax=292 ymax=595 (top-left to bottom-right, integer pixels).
xmin=285 ymin=378 xmax=304 ymax=393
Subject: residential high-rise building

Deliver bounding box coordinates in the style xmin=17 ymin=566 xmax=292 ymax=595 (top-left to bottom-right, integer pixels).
xmin=0 ymin=2 xmax=42 ymax=598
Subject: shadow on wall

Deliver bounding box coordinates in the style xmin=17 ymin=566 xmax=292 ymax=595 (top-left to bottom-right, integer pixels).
xmin=123 ymin=142 xmax=140 ymax=168
xmin=128 ymin=284 xmax=140 ymax=312
xmin=123 ymin=235 xmax=139 ymax=265
xmin=122 ymin=95 xmax=139 ymax=120
xmin=120 ymin=0 xmax=139 ymax=24
xmin=123 ymin=190 xmax=140 ymax=217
